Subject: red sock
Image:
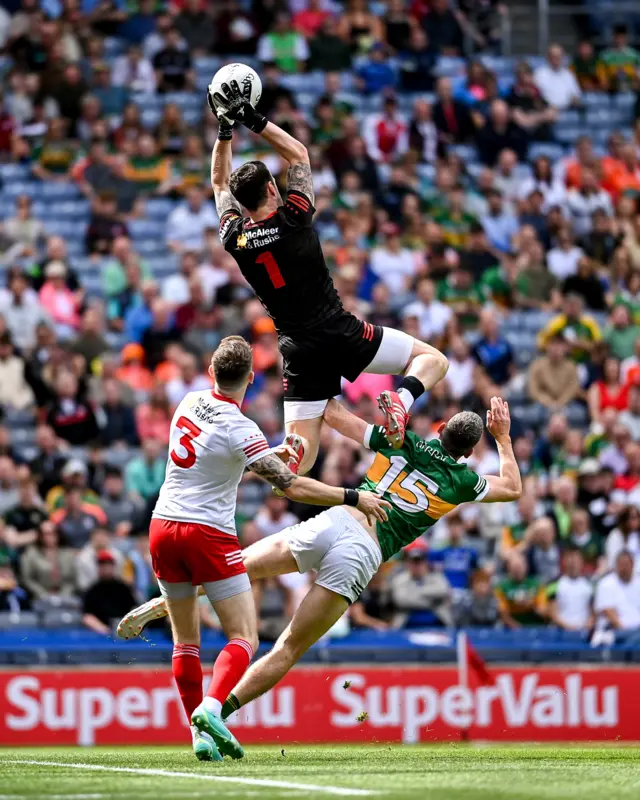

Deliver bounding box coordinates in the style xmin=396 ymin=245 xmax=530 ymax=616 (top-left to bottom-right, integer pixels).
xmin=172 ymin=643 xmax=203 ymax=721
xmin=207 ymin=639 xmax=253 ymax=705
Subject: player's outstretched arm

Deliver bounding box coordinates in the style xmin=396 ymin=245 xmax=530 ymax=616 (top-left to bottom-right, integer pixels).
xmin=481 ymin=396 xmax=522 ymax=503
xmin=323 ymin=399 xmax=369 ymax=445
xmin=210 ymin=138 xmax=241 ymax=219
xmin=248 ymin=452 xmax=390 ymax=525
xmin=209 ymin=79 xmax=313 ymax=203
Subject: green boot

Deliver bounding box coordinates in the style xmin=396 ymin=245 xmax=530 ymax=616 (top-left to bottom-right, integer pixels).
xmin=192 ymin=703 xmax=244 ymax=759
xmin=191 ymin=726 xmax=223 ymax=762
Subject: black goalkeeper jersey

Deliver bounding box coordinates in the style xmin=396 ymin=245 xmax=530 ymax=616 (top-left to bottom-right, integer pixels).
xmin=219 ymin=190 xmax=343 ymax=334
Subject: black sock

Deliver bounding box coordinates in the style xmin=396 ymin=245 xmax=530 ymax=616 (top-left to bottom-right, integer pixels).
xmin=221 ymin=692 xmax=241 ymax=720
xmin=398 ymin=375 xmax=426 ymax=402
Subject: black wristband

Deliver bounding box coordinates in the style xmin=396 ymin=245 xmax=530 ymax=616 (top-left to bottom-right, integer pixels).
xmin=344 ymin=489 xmax=359 ymax=507
xmin=217 ymin=122 xmax=233 ymax=141
xmin=245 ymin=110 xmax=268 ymax=134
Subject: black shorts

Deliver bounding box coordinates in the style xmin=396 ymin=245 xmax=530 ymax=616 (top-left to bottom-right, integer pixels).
xmin=279 ymin=312 xmax=383 ymax=401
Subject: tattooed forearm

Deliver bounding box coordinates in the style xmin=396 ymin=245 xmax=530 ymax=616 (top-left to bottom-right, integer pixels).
xmin=287 ymin=162 xmax=314 ymax=204
xmin=249 ymin=453 xmax=298 ymax=491
xmin=215 ymin=188 xmax=241 ymax=217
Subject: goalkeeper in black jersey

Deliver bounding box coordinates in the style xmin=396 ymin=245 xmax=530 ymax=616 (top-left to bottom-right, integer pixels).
xmin=207 ymin=78 xmax=449 ymax=477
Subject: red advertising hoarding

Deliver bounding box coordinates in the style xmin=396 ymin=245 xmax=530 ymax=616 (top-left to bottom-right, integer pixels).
xmin=0 ymin=666 xmax=634 ymax=746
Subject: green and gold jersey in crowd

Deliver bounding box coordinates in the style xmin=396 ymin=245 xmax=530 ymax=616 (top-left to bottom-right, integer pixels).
xmin=358 ymin=427 xmax=489 ymax=562
xmin=597 ymin=46 xmax=640 ymax=91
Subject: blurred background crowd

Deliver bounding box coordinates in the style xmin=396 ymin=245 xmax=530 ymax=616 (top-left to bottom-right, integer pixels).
xmin=0 ymin=0 xmax=638 ymax=648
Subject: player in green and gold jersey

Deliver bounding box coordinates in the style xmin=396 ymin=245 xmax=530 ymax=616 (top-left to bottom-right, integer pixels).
xmin=118 ymin=397 xmax=521 ymax=728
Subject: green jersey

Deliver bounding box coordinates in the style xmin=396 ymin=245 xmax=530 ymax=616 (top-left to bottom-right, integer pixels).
xmin=358 ymin=427 xmax=489 ymax=562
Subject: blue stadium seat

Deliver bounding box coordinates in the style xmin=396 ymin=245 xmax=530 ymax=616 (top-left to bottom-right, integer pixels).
xmin=583 ymin=92 xmax=610 ymax=108
xmin=145 ymin=198 xmax=176 ymax=219
xmin=136 ymin=238 xmax=168 ymax=255
xmin=450 ymin=144 xmax=478 ymax=162
xmin=128 ymin=219 xmax=165 ymax=239
xmin=554 ymin=125 xmax=583 ymax=145
xmin=433 ymin=56 xmax=466 ymax=77
xmin=39 ymin=182 xmax=81 ymax=200
xmin=0 ymin=163 xmax=32 ymax=182
xmin=141 ymin=108 xmax=162 ymax=128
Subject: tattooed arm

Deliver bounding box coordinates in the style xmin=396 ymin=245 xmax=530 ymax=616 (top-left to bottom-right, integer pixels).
xmin=247 ymin=453 xmax=390 ymax=524
xmin=211 ymin=138 xmax=241 ymax=218
xmin=258 ymin=121 xmax=314 ymax=203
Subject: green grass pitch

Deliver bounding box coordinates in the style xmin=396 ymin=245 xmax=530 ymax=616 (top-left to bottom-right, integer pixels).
xmin=1 ymin=745 xmax=639 ymax=799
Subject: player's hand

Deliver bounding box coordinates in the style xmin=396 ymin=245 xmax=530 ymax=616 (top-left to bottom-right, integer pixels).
xmin=356 ymin=491 xmax=392 ymax=526
xmin=486 ymin=396 xmax=511 ymax=441
xmin=207 ymin=87 xmax=234 ymax=140
xmin=272 ymin=443 xmax=301 ymax=471
xmin=211 ymin=79 xmax=267 ymax=134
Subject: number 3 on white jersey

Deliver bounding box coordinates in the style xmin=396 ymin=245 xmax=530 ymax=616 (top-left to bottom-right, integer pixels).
xmin=375 ymin=455 xmax=439 ymax=514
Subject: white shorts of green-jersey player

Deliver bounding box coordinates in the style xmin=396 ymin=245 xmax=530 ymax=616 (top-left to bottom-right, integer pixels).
xmin=118 ymin=396 xmax=521 ymax=726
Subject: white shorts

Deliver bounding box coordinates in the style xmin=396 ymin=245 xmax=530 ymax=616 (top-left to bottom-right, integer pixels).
xmin=285 ymin=507 xmax=383 ymax=604
xmin=283 ymin=327 xmax=415 ymax=424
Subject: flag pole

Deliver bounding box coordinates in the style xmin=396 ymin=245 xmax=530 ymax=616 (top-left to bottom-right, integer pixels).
xmin=456 ymin=631 xmax=470 ymax=744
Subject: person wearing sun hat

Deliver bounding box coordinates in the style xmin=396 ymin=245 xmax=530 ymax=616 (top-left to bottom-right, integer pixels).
xmin=114 ymin=343 xmax=153 ymax=393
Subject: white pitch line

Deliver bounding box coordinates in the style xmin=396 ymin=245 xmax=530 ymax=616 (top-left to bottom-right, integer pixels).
xmin=5 ymin=760 xmax=376 ymax=797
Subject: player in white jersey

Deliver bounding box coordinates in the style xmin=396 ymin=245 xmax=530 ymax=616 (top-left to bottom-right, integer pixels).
xmin=148 ymin=335 xmax=389 ymax=763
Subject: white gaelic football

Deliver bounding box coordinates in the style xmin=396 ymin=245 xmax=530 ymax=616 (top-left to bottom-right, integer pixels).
xmin=208 ymin=63 xmax=262 ymax=115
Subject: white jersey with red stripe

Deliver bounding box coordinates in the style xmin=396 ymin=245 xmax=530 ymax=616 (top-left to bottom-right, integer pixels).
xmin=153 ymin=389 xmax=271 ymax=535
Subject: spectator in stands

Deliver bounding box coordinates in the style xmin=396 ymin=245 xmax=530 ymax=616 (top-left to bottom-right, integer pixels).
xmin=90 ymin=62 xmax=127 ymax=119
xmin=85 ymin=191 xmax=128 ymax=256
xmin=28 ymin=425 xmax=66 ymax=500
xmin=537 ymin=293 xmax=601 ymax=363
xmin=420 ymin=0 xmax=463 ymax=55
xmin=0 ymin=560 xmax=28 ymax=612
xmin=123 ymin=134 xmax=172 ymax=196
xmin=0 ymin=331 xmax=33 ymax=411
xmin=495 ymin=553 xmax=546 ymax=628
xmin=0 ymin=268 xmax=46 ymax=352
xmin=1 ymin=194 xmax=45 ymax=262
xmin=605 ymin=304 xmax=640 ymax=362
xmin=140 ymin=299 xmax=180 ymax=369
xmin=357 ymin=43 xmax=396 ymax=95
xmin=605 ymin=506 xmax=640 ymax=571
xmin=51 ymin=487 xmax=106 ymax=550
xmin=398 ymin=26 xmax=435 ymax=93
xmin=480 ymin=188 xmax=518 ymax=252
xmin=337 ymin=0 xmax=384 ymax=55
xmin=135 ymin=383 xmax=171 ymax=445
xmin=362 ymin=94 xmax=408 ymax=164
xmin=528 ymin=334 xmax=581 ymax=411
xmin=614 ymin=442 xmax=640 ymax=506
xmin=588 ymin=356 xmax=630 ymax=424
xmin=571 ymin=39 xmax=601 ymax=91
xmin=44 ymin=371 xmax=99 ymax=447
xmin=153 ymin=26 xmax=192 ymax=94
xmin=534 ymin=44 xmax=582 ymax=110
xmin=525 ymin=517 xmax=561 ymax=584
xmin=111 ymin=44 xmax=155 ymax=94
xmin=174 ymin=0 xmax=214 ymax=54
xmin=443 ymin=337 xmax=474 ymax=399
xmin=166 ymin=186 xmax=217 ymax=254
xmin=454 ymin=568 xmax=499 ymax=627
xmin=390 ymin=547 xmax=453 ymax=628
xmin=433 ymin=77 xmax=475 ymax=145
xmin=82 ymin=549 xmax=136 ymax=635
xmin=562 ymin=256 xmax=606 ymax=312
xmin=257 ymin=11 xmax=309 ymax=73
xmin=506 ymin=62 xmax=557 ymax=141
xmin=165 ymin=351 xmax=210 ymax=409
xmin=100 ymin=466 xmax=143 ymax=536
xmin=597 ymin=24 xmax=640 ymax=93
xmin=349 ymin=569 xmax=391 ymax=631
xmin=38 ymin=261 xmax=81 ymax=338
xmin=561 ymin=508 xmax=605 ymax=576
xmin=99 ymin=379 xmax=138 ymax=448
xmin=0 ymin=456 xmax=18 ymax=516
xmin=72 ymin=307 xmax=110 ymax=368
xmin=124 ymin=437 xmax=165 ymax=504
xmin=595 ymin=550 xmax=640 ymax=636
xmin=547 ymin=225 xmax=584 ymax=282
xmin=566 ymin=169 xmax=613 ymax=239
xmin=500 ymin=493 xmax=538 ymax=557
xmin=31 ymin=117 xmax=75 ymax=182
xmin=76 ymin=526 xmax=125 ymax=593
xmin=546 ymin=547 xmax=593 ymax=630
xmin=619 ymin=384 xmax=640 ymax=442
xmin=622 ymin=337 xmax=640 ymax=385
xmin=3 ymin=477 xmax=46 ymax=551
xmin=255 ymin=493 xmax=300 ymax=539
xmin=472 ymin=310 xmax=514 ymax=386
xmin=308 ymin=16 xmax=352 ymax=72
xmin=369 ymin=222 xmax=416 ymax=295
xmin=476 ymin=99 xmax=528 ymax=167
xmin=401 ymin=277 xmax=452 ymax=344
xmin=429 ymin=513 xmax=478 ymax=591
xmin=20 ymin=519 xmax=77 ymax=601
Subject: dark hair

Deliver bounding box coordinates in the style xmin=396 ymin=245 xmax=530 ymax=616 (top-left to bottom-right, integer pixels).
xmin=229 ymin=161 xmax=273 ymax=211
xmin=211 ymin=336 xmax=253 ymax=391
xmin=441 ymin=411 xmax=484 ymax=459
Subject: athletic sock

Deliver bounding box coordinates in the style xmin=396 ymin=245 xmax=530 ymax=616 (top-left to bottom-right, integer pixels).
xmin=172 ymin=643 xmax=203 ymax=721
xmin=221 ymin=692 xmax=241 ymax=720
xmin=206 ymin=639 xmax=253 ymax=711
xmin=397 ymin=376 xmax=426 ymax=412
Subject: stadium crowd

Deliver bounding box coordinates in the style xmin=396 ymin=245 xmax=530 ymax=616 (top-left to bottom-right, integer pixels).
xmin=0 ymin=0 xmax=638 ymax=646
